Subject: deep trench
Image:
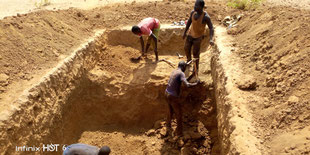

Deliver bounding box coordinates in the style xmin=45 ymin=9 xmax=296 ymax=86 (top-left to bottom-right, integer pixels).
xmin=16 ymin=27 xmax=220 ymax=154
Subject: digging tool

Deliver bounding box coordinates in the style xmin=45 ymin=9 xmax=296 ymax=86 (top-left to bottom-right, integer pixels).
xmin=176 ymin=52 xmax=184 ymax=59
xmin=158 ymin=58 xmax=175 ymax=68
xmin=186 ymin=58 xmax=198 ymax=65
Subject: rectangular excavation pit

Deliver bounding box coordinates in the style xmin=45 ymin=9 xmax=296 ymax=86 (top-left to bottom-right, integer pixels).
xmin=0 ymin=26 xmax=219 ymax=155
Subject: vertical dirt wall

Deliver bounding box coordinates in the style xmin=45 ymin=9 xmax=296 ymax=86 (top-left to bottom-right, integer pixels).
xmin=211 ymin=26 xmax=265 ymax=155
xmin=0 ymin=30 xmax=105 ymax=155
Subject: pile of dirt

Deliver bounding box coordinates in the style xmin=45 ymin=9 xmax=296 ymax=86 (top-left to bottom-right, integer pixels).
xmin=78 ymin=119 xmax=213 ymax=155
xmin=227 ymin=5 xmax=310 ymax=154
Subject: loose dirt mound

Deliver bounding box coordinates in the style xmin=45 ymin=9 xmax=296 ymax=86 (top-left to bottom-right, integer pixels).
xmin=228 ymin=5 xmax=310 ymax=154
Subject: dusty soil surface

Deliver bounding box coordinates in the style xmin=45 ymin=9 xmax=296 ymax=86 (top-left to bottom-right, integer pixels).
xmin=266 ymin=0 xmax=310 ymax=10
xmin=226 ymin=4 xmax=310 ymax=155
xmin=0 ymin=0 xmax=159 ymax=19
xmin=0 ymin=0 xmax=229 ymax=115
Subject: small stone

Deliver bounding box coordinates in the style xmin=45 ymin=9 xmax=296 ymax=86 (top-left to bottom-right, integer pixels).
xmin=159 ymin=127 xmax=168 ymax=138
xmin=0 ymin=74 xmax=9 ymax=84
xmin=77 ymin=12 xmax=83 ymax=17
xmin=192 ymin=147 xmax=198 ymax=153
xmin=17 ymin=13 xmax=21 ymax=17
xmin=202 ymin=140 xmax=210 ymax=147
xmin=236 ymin=76 xmax=257 ymax=90
xmin=189 ymin=131 xmax=202 ymax=140
xmin=95 ymin=14 xmax=100 ymax=18
xmin=145 ymin=129 xmax=155 ymax=136
xmin=288 ymin=96 xmax=299 ymax=105
xmin=151 ymin=141 xmax=156 ymax=146
xmin=154 ymin=120 xmax=164 ymax=129
xmin=294 ymin=48 xmax=299 ymax=53
xmin=177 ymin=139 xmax=184 ymax=147
xmin=284 ymin=147 xmax=290 ymax=153
xmin=181 ymin=147 xmax=191 ymax=155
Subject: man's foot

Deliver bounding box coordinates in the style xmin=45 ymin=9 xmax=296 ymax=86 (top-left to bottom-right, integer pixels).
xmin=130 ymin=55 xmax=142 ymax=62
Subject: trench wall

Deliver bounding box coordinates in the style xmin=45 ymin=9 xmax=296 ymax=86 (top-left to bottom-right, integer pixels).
xmin=106 ymin=24 xmax=210 ymax=55
xmin=211 ymin=26 xmax=264 ymax=155
xmin=0 ymin=30 xmax=106 ymax=154
xmin=0 ymin=25 xmax=260 ymax=155
xmin=0 ymin=26 xmax=208 ymax=154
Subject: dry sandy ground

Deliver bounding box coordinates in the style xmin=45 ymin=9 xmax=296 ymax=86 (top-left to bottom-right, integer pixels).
xmin=0 ymin=0 xmax=159 ymax=19
xmin=1 ymin=0 xmax=309 ymax=20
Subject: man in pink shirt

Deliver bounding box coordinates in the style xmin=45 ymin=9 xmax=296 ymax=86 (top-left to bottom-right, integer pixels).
xmin=132 ymin=17 xmax=160 ymax=61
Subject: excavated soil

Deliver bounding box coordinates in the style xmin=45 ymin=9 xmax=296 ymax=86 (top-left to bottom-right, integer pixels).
xmin=226 ymin=5 xmax=310 ymax=155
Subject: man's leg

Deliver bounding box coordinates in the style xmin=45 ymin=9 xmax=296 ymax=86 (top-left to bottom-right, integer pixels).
xmin=165 ymin=93 xmax=173 ymax=128
xmin=170 ymin=98 xmax=183 ymax=136
xmin=152 ymin=26 xmax=160 ymax=61
xmin=193 ymin=37 xmax=202 ymax=72
xmin=145 ymin=37 xmax=152 ymax=54
xmin=184 ymin=35 xmax=193 ymax=63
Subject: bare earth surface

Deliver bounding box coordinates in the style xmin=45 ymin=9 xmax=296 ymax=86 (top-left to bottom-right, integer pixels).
xmin=0 ymin=0 xmax=159 ymax=19
xmin=0 ymin=0 xmax=310 ymax=154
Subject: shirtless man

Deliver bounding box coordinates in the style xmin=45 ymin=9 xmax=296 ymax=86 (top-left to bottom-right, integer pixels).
xmin=132 ymin=17 xmax=160 ymax=61
xmin=183 ymin=0 xmax=214 ymax=79
xmin=165 ymin=61 xmax=200 ymax=136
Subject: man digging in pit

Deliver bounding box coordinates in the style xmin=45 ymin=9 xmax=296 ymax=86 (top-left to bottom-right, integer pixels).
xmin=132 ymin=17 xmax=160 ymax=61
xmin=165 ymin=61 xmax=200 ymax=136
xmin=183 ymin=0 xmax=214 ymax=80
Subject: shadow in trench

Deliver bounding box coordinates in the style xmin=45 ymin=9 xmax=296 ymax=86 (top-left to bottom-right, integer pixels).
xmin=159 ymin=83 xmax=219 ymax=155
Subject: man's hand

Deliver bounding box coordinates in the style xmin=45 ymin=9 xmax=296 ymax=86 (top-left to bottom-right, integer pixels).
xmin=183 ymin=33 xmax=187 ymax=40
xmin=210 ymin=40 xmax=214 ymax=46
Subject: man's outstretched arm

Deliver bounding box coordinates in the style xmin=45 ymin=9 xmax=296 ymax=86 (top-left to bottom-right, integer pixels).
xmin=203 ymin=13 xmax=214 ymax=45
xmin=181 ymin=73 xmax=199 ymax=87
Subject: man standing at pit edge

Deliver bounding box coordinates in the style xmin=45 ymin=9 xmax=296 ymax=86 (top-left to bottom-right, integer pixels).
xmin=132 ymin=17 xmax=160 ymax=61
xmin=183 ymin=0 xmax=214 ymax=79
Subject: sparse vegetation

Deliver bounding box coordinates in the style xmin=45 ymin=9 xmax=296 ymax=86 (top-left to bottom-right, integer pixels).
xmin=35 ymin=0 xmax=51 ymax=8
xmin=227 ymin=0 xmax=263 ymax=10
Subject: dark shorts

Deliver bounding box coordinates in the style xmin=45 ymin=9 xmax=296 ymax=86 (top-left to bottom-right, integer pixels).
xmin=184 ymin=35 xmax=203 ymax=61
